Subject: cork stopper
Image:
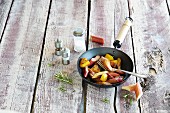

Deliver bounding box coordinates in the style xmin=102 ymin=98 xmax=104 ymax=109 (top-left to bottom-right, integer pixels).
xmin=73 ymin=28 xmax=84 ymax=36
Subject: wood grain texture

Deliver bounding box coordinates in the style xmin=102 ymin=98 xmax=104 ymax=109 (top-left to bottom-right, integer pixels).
xmin=0 ymin=0 xmax=170 ymax=113
xmin=86 ymin=0 xmax=116 ymax=112
xmin=114 ymin=0 xmax=140 ymax=113
xmin=33 ymin=0 xmax=88 ymax=113
xmin=166 ymin=0 xmax=170 ymax=15
xmin=131 ymin=0 xmax=170 ymax=112
xmin=86 ymin=0 xmax=139 ymax=112
xmin=85 ymin=0 xmax=138 ymax=113
xmin=0 ymin=0 xmax=13 ymax=39
xmin=0 ymin=0 xmax=50 ymax=112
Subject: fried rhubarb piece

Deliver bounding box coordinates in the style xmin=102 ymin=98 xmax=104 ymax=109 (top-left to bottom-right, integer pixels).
xmin=89 ymin=55 xmax=100 ymax=66
xmin=83 ymin=66 xmax=89 ymax=77
xmin=91 ymin=35 xmax=105 ymax=45
xmin=106 ymin=76 xmax=123 ymax=84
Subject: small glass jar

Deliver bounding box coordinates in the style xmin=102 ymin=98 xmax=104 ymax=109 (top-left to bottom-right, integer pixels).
xmin=73 ymin=28 xmax=86 ymax=52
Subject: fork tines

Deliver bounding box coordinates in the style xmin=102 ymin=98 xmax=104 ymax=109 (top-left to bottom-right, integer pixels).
xmin=97 ymin=60 xmax=108 ymax=71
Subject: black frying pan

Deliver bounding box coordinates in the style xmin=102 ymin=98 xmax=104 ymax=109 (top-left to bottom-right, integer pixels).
xmin=77 ymin=17 xmax=133 ymax=88
xmin=77 ymin=47 xmax=133 ymax=88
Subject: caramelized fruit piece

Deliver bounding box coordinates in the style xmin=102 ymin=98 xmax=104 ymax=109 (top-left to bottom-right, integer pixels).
xmin=80 ymin=58 xmax=90 ymax=68
xmin=100 ymin=73 xmax=108 ymax=82
xmin=122 ymin=82 xmax=143 ymax=101
xmin=105 ymin=54 xmax=114 ymax=61
xmin=91 ymin=64 xmax=100 ymax=73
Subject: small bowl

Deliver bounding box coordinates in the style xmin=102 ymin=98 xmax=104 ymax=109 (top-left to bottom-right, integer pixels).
xmin=77 ymin=47 xmax=133 ymax=88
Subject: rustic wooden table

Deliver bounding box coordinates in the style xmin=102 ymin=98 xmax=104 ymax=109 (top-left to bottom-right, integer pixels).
xmin=0 ymin=0 xmax=170 ymax=113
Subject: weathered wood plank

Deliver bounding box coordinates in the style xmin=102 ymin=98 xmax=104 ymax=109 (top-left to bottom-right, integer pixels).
xmin=86 ymin=0 xmax=116 ymax=112
xmin=114 ymin=0 xmax=140 ymax=112
xmin=0 ymin=0 xmax=13 ymax=39
xmin=0 ymin=0 xmax=50 ymax=112
xmin=131 ymin=0 xmax=170 ymax=112
xmin=86 ymin=0 xmax=137 ymax=113
xmin=33 ymin=0 xmax=88 ymax=113
xmin=166 ymin=0 xmax=170 ymax=15
xmin=86 ymin=0 xmax=139 ymax=112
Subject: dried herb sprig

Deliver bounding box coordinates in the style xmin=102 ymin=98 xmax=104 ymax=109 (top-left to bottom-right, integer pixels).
xmin=48 ymin=63 xmax=53 ymax=67
xmin=48 ymin=61 xmax=56 ymax=67
xmin=101 ymin=97 xmax=110 ymax=103
xmin=58 ymin=85 xmax=67 ymax=92
xmin=123 ymin=94 xmax=133 ymax=105
xmin=54 ymin=72 xmax=73 ymax=85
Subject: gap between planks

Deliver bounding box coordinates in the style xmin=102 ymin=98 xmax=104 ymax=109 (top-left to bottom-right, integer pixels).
xmin=165 ymin=0 xmax=170 ymax=15
xmin=0 ymin=0 xmax=14 ymax=44
xmin=30 ymin=0 xmax=53 ymax=113
xmin=79 ymin=0 xmax=91 ymax=113
xmin=127 ymin=0 xmax=142 ymax=113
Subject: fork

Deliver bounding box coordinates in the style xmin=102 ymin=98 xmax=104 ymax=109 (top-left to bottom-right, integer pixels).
xmin=97 ymin=60 xmax=148 ymax=78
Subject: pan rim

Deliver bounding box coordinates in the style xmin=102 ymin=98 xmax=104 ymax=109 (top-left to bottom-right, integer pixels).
xmin=77 ymin=47 xmax=133 ymax=88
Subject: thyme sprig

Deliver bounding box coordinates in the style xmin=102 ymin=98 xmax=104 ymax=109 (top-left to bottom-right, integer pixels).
xmin=48 ymin=62 xmax=56 ymax=67
xmin=48 ymin=63 xmax=53 ymax=67
xmin=101 ymin=97 xmax=110 ymax=103
xmin=54 ymin=72 xmax=73 ymax=85
xmin=58 ymin=85 xmax=67 ymax=92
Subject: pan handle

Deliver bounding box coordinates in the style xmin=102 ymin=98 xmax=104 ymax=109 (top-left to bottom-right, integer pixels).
xmin=113 ymin=17 xmax=133 ymax=48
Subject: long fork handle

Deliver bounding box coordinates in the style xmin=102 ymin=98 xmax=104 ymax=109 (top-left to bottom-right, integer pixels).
xmin=113 ymin=68 xmax=148 ymax=78
xmin=97 ymin=60 xmax=148 ymax=78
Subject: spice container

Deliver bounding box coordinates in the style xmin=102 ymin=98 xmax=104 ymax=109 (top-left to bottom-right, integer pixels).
xmin=55 ymin=39 xmax=63 ymax=56
xmin=62 ymin=48 xmax=70 ymax=65
xmin=73 ymin=28 xmax=86 ymax=52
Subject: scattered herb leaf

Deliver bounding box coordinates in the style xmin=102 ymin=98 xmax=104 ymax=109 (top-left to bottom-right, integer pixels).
xmin=123 ymin=94 xmax=129 ymax=98
xmin=123 ymin=94 xmax=133 ymax=105
xmin=72 ymin=90 xmax=76 ymax=92
xmin=58 ymin=85 xmax=67 ymax=92
xmin=130 ymin=98 xmax=133 ymax=105
xmin=101 ymin=98 xmax=109 ymax=103
xmin=48 ymin=63 xmax=53 ymax=67
xmin=54 ymin=72 xmax=73 ymax=85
